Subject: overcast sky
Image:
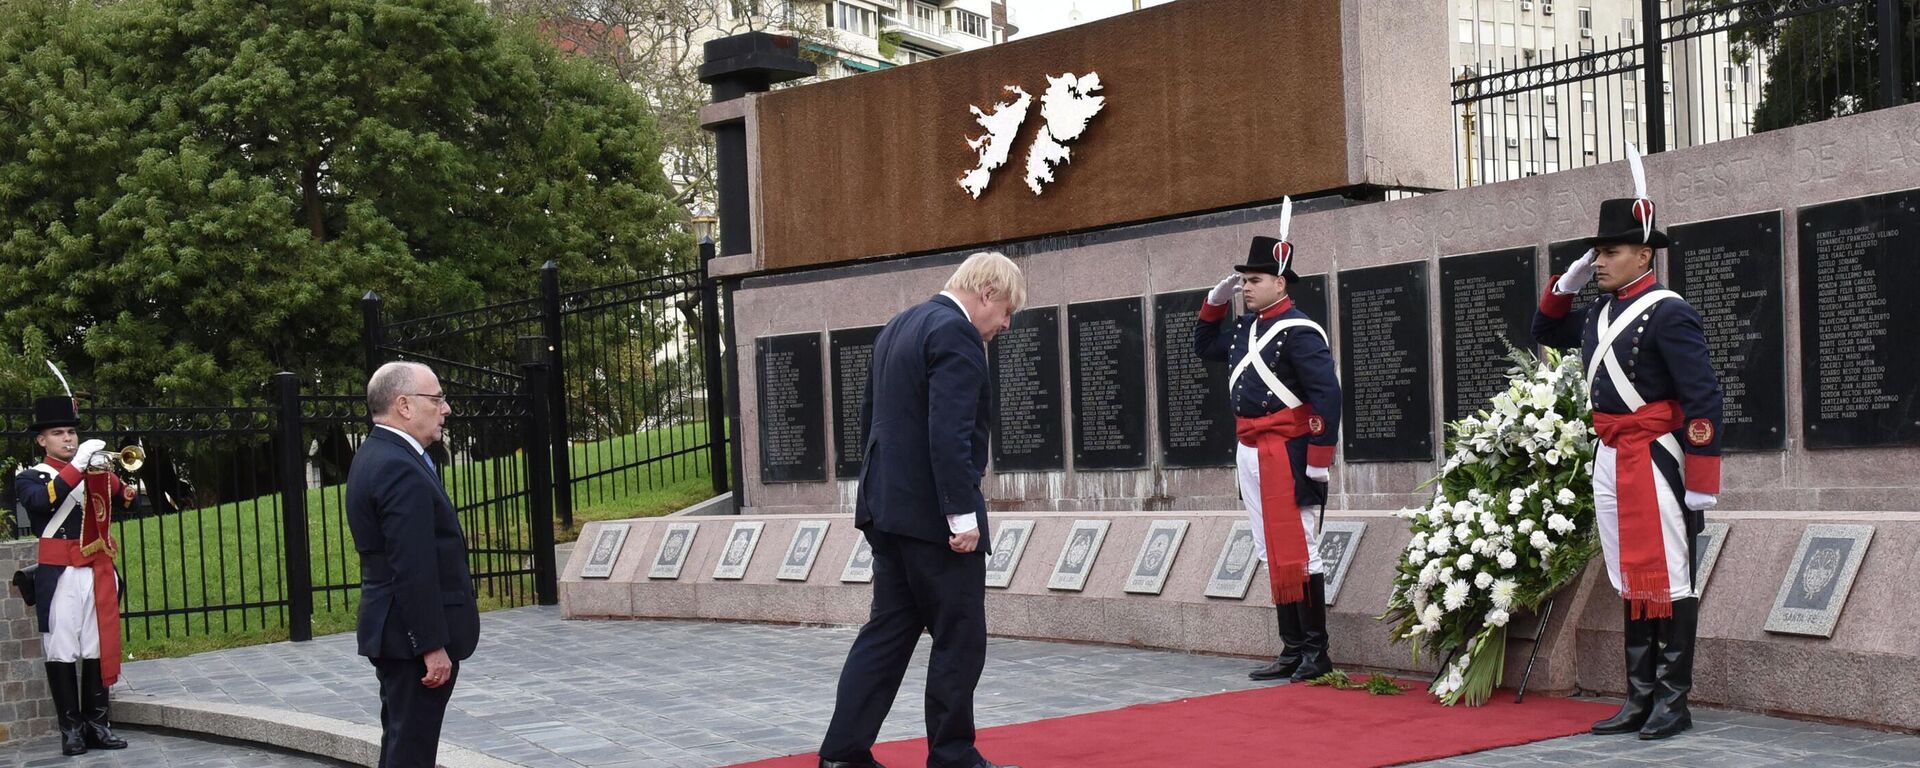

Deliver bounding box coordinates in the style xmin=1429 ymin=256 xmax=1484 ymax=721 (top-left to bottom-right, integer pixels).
xmin=1007 ymin=0 xmax=1177 ymax=40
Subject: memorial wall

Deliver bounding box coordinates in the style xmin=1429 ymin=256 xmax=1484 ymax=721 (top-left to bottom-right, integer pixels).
xmin=731 ymin=104 xmax=1920 ymax=517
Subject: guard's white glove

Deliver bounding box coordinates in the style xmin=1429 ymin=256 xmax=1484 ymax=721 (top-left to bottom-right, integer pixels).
xmin=73 ymin=439 xmax=106 ymax=470
xmin=1206 ymin=274 xmax=1242 ymax=306
xmin=1305 ymin=465 xmax=1330 ymax=483
xmin=1684 ymin=491 xmax=1718 ymax=512
xmin=1555 ymin=249 xmax=1596 ymax=295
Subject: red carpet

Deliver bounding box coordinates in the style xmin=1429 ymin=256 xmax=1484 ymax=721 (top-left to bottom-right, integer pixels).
xmin=728 ymin=682 xmax=1613 ymax=768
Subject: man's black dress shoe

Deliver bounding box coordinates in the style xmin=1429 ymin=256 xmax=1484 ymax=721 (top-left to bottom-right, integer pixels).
xmin=818 ymin=760 xmax=887 ymax=768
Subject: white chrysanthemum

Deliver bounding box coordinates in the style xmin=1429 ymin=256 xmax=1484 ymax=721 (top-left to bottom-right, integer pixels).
xmin=1557 ymin=488 xmax=1577 ymax=505
xmin=1518 ymin=519 xmax=1537 ymax=534
xmin=1547 ymin=513 xmax=1575 ymax=534
xmin=1409 ymin=532 xmax=1428 ymax=551
xmin=1508 ymin=501 xmax=1523 ymax=514
xmin=1480 ymin=512 xmax=1499 ymax=530
xmin=1408 ymin=548 xmax=1428 ymax=566
xmin=1475 ymin=572 xmax=1494 ymax=589
xmin=1428 ymin=530 xmax=1452 ymax=554
xmin=1469 ymin=538 xmax=1487 ymax=555
xmin=1421 ymin=604 xmax=1444 ymax=633
xmin=1529 ymin=530 xmax=1552 ymax=550
xmin=1455 ymin=554 xmax=1475 ymax=571
xmin=1443 ymin=580 xmax=1470 ymax=610
xmin=1418 ymin=559 xmax=1442 ymax=588
xmin=1509 ymin=487 xmax=1526 ymax=503
xmin=1454 ymin=522 xmax=1474 ymax=542
xmin=1497 ymin=550 xmax=1518 ymax=570
xmin=1452 ymin=500 xmax=1476 ymax=520
xmin=1492 ymin=578 xmax=1517 ymax=610
xmin=1425 ymin=505 xmax=1447 ymax=525
xmin=1486 ymin=608 xmax=1511 ymax=627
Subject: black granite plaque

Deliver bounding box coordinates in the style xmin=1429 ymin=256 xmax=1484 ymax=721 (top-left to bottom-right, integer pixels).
xmin=829 ymin=326 xmax=883 ymax=478
xmin=1338 ymin=263 xmax=1434 ymax=462
xmin=1548 ymin=238 xmax=1604 ymax=311
xmin=1155 ymin=289 xmax=1234 ymax=468
xmin=990 ymin=307 xmax=1065 ymax=471
xmin=1440 ymin=248 xmax=1537 ymax=422
xmin=756 ymin=332 xmax=826 ymax=482
xmin=1669 ymin=212 xmax=1787 ymax=451
xmin=1289 ymin=274 xmax=1331 ymax=333
xmin=1798 ymin=189 xmax=1920 ymax=448
xmin=1070 ymin=298 xmax=1149 ymax=470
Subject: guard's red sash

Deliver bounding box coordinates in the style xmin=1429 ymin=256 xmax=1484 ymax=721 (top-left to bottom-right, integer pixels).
xmin=1593 ymin=400 xmax=1683 ymax=620
xmin=1237 ymin=405 xmax=1314 ymax=605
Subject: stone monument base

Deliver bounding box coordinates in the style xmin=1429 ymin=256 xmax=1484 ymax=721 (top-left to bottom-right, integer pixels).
xmin=561 ymin=510 xmax=1920 ymax=732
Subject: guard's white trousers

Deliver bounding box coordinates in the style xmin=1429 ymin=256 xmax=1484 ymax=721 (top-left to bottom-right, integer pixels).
xmin=1236 ymin=443 xmax=1324 ymax=575
xmin=41 ymin=564 xmax=102 ymax=662
xmin=1594 ymin=442 xmax=1695 ymax=600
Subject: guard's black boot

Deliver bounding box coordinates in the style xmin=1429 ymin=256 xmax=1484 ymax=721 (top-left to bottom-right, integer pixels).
xmin=79 ymin=659 xmax=128 ymax=750
xmin=1248 ymin=604 xmax=1306 ymax=681
xmin=44 ymin=661 xmax=86 ymax=756
xmin=1288 ymin=574 xmax=1334 ymax=682
xmin=1640 ymin=597 xmax=1699 ymax=740
xmin=1592 ymin=600 xmax=1661 ymax=735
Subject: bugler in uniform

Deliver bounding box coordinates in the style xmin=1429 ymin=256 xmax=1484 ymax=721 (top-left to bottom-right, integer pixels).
xmin=12 ymin=392 xmax=134 ymax=756
xmin=1193 ymin=198 xmax=1344 ymax=683
xmin=1533 ymin=145 xmax=1721 ymax=741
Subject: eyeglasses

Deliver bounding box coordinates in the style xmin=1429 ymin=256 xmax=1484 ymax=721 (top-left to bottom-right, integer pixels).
xmin=406 ymin=393 xmax=447 ymax=403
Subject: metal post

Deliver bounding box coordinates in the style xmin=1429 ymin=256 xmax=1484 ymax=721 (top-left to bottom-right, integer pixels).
xmin=360 ymin=291 xmax=384 ymax=377
xmin=1878 ymin=0 xmax=1904 ymax=108
xmin=538 ymin=262 xmax=574 ymax=529
xmin=273 ymin=372 xmax=314 ymax=641
xmin=518 ymin=339 xmax=560 ymax=606
xmin=1641 ymin=0 xmax=1666 ymax=153
xmin=699 ymin=237 xmax=731 ymax=495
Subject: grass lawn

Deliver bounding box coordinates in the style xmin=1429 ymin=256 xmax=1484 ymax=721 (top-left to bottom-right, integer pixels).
xmin=103 ymin=420 xmax=726 ymax=660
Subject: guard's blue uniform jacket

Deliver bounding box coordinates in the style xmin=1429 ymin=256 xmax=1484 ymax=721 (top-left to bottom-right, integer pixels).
xmin=1532 ymin=270 xmax=1723 ymax=499
xmin=1194 ymin=296 xmax=1342 ymax=505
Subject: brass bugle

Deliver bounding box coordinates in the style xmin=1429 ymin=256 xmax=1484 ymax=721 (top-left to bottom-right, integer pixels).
xmin=86 ymin=445 xmax=145 ymax=473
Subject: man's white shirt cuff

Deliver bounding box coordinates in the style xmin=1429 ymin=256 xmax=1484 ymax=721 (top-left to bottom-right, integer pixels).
xmin=947 ymin=513 xmax=978 ymax=534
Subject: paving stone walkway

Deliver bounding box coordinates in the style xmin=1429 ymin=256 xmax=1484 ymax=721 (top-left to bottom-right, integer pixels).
xmin=0 ymin=727 xmax=347 ymax=768
xmin=3 ymin=607 xmax=1914 ymax=767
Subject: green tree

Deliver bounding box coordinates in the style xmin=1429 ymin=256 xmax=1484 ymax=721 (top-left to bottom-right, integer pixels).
xmin=0 ymin=0 xmax=691 ymax=403
xmin=1712 ymin=0 xmax=1918 ymax=132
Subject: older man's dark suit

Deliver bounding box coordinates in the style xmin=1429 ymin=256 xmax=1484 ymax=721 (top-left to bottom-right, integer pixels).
xmin=347 ymin=427 xmax=479 ymax=768
xmin=821 ymin=294 xmax=993 ymax=768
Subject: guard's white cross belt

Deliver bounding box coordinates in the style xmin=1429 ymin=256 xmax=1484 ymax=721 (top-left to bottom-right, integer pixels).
xmin=1229 ymin=318 xmax=1327 ymax=410
xmin=1586 ymin=290 xmax=1684 ymax=465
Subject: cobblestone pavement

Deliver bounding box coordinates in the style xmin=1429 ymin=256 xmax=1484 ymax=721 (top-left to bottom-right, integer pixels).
xmin=3 ymin=607 xmax=1912 ymax=767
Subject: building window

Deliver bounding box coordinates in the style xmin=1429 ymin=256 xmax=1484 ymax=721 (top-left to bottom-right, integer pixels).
xmin=834 ymin=2 xmax=876 ymax=37
xmin=1459 ymin=19 xmax=1475 ymax=43
xmin=1577 ymin=7 xmax=1591 ymax=30
xmin=950 ymin=9 xmax=988 ymax=38
xmin=1499 ymin=23 xmax=1515 ymax=47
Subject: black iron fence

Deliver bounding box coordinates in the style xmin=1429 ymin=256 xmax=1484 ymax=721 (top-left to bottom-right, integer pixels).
xmin=365 ymin=248 xmax=732 ymax=529
xmin=4 ymin=369 xmax=557 ymax=652
xmin=1452 ymin=0 xmax=1918 ymax=187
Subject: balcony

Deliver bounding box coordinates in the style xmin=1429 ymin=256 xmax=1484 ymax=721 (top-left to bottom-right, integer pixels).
xmin=883 ymin=11 xmax=962 ymax=53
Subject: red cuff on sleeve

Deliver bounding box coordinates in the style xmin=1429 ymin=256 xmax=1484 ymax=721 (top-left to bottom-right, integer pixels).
xmin=1307 ymin=443 xmax=1335 ymax=468
xmin=1539 ymin=278 xmax=1574 ymax=319
xmin=1198 ymin=301 xmax=1229 ymax=324
xmin=1684 ymin=453 xmax=1721 ymax=495
xmin=56 ymin=465 xmax=82 ymax=487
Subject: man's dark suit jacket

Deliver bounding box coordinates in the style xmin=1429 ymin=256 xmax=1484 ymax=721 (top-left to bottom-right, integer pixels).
xmin=346 ymin=426 xmax=479 ymax=661
xmin=855 ymin=294 xmax=992 ymax=548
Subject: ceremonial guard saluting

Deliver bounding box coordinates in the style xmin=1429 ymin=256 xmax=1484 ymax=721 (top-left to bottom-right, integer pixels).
xmin=1533 ymin=145 xmax=1721 ymax=740
xmin=12 ymin=384 xmax=135 ymax=756
xmin=1194 ymin=198 xmax=1343 ymax=683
